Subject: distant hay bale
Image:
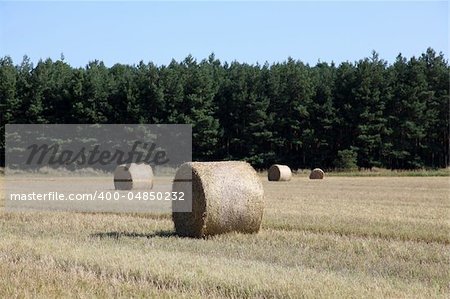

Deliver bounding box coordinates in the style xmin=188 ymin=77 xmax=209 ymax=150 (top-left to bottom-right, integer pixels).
xmin=309 ymin=168 xmax=325 ymax=180
xmin=172 ymin=161 xmax=264 ymax=238
xmin=114 ymin=163 xmax=153 ymax=190
xmin=268 ymin=164 xmax=292 ymax=181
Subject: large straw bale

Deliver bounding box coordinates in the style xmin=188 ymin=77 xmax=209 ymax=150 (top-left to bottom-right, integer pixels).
xmin=309 ymin=168 xmax=325 ymax=179
xmin=172 ymin=161 xmax=264 ymax=237
xmin=268 ymin=164 xmax=292 ymax=181
xmin=114 ymin=163 xmax=153 ymax=190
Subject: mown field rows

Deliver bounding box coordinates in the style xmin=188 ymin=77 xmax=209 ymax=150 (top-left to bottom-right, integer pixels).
xmin=0 ymin=176 xmax=449 ymax=298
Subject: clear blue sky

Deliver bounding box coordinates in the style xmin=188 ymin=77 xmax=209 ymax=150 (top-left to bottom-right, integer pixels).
xmin=0 ymin=1 xmax=448 ymax=67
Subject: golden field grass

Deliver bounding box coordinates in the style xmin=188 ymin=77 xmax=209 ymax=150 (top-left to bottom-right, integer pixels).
xmin=0 ymin=175 xmax=449 ymax=298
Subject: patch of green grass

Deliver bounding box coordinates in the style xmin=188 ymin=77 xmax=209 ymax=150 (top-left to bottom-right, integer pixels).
xmin=325 ymin=168 xmax=450 ymax=177
xmin=258 ymin=167 xmax=450 ymax=178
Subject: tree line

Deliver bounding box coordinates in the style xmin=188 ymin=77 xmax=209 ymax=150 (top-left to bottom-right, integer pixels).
xmin=0 ymin=48 xmax=448 ymax=170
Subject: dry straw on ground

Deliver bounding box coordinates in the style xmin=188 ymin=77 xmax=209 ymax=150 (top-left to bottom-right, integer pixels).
xmin=268 ymin=164 xmax=292 ymax=181
xmin=309 ymin=168 xmax=325 ymax=179
xmin=113 ymin=163 xmax=153 ymax=190
xmin=172 ymin=161 xmax=264 ymax=237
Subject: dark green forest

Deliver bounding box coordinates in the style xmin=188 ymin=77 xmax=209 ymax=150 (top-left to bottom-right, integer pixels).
xmin=0 ymin=48 xmax=449 ymax=170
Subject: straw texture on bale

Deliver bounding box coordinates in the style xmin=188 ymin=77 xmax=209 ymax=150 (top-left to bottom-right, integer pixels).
xmin=114 ymin=163 xmax=153 ymax=190
xmin=268 ymin=164 xmax=292 ymax=181
xmin=309 ymin=168 xmax=325 ymax=179
xmin=172 ymin=161 xmax=264 ymax=238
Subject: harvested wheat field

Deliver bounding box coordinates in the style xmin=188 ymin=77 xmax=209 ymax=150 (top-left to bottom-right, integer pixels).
xmin=0 ymin=175 xmax=449 ymax=298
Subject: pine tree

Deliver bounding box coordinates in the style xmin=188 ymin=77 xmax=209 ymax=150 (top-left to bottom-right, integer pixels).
xmin=352 ymin=52 xmax=390 ymax=169
xmin=419 ymin=48 xmax=449 ymax=168
xmin=0 ymin=56 xmax=19 ymax=166
xmin=310 ymin=62 xmax=337 ymax=168
xmin=269 ymin=58 xmax=314 ymax=168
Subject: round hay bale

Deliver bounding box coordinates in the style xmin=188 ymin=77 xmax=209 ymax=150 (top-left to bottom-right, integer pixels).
xmin=268 ymin=164 xmax=292 ymax=181
xmin=114 ymin=163 xmax=153 ymax=190
xmin=309 ymin=168 xmax=324 ymax=180
xmin=172 ymin=161 xmax=264 ymax=238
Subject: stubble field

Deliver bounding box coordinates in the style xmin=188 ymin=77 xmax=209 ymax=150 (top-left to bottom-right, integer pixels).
xmin=0 ymin=175 xmax=449 ymax=298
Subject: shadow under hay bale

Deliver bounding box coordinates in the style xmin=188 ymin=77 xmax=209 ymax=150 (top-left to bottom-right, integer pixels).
xmin=172 ymin=161 xmax=264 ymax=238
xmin=309 ymin=168 xmax=325 ymax=179
xmin=268 ymin=164 xmax=292 ymax=181
xmin=114 ymin=163 xmax=153 ymax=190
